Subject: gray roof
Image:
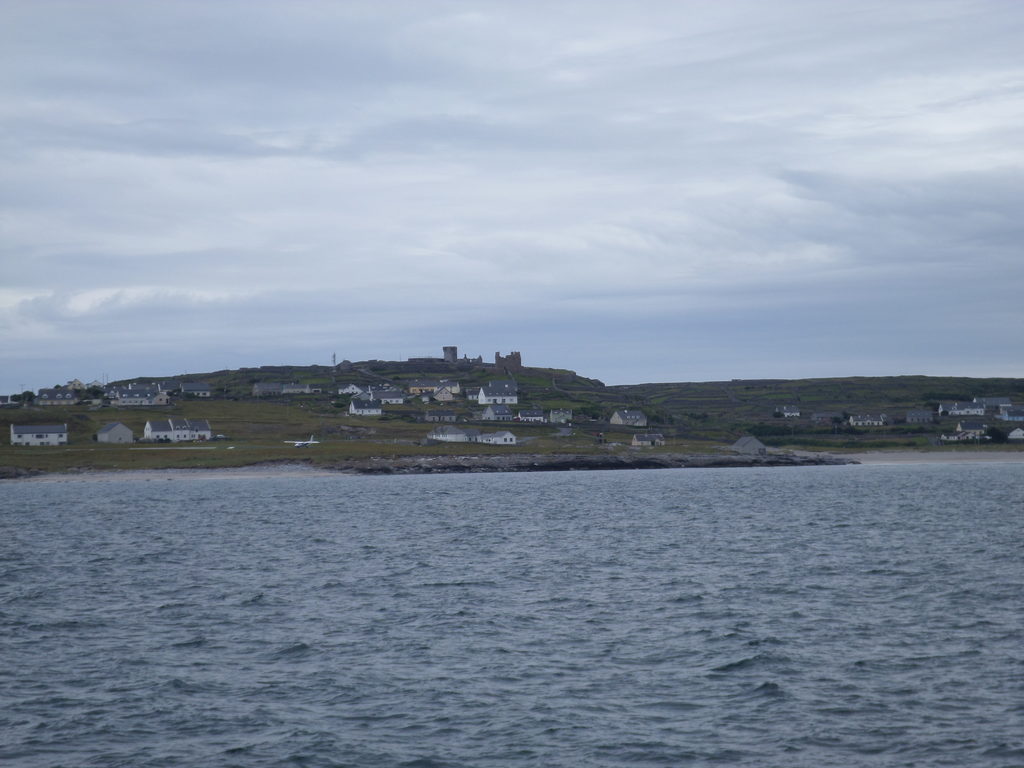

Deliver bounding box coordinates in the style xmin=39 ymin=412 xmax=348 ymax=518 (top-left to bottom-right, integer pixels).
xmin=614 ymin=409 xmax=646 ymax=419
xmin=148 ymin=418 xmax=209 ymax=432
xmin=958 ymin=420 xmax=986 ymax=430
xmin=12 ymin=423 xmax=67 ymax=435
xmin=731 ymin=435 xmax=766 ymax=453
xmin=97 ymin=421 xmax=129 ymax=434
xmin=974 ymin=396 xmax=1012 ymax=406
xmin=482 ymin=380 xmax=518 ymax=396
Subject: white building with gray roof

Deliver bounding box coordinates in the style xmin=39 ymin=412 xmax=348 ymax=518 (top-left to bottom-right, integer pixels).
xmin=10 ymin=424 xmax=68 ymax=446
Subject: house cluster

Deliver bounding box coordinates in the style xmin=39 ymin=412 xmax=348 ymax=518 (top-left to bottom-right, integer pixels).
xmin=778 ymin=395 xmax=1021 ymax=440
xmin=9 ymin=418 xmax=215 ymax=446
xmin=340 ymin=378 xmax=584 ymax=427
xmin=937 ymin=397 xmax=1022 ymax=442
xmin=17 ymin=380 xmax=215 ymax=408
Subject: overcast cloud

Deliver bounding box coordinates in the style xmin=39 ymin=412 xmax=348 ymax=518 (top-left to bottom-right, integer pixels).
xmin=2 ymin=0 xmax=1022 ymax=392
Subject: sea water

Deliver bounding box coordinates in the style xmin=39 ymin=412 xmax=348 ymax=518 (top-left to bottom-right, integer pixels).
xmin=1 ymin=463 xmax=1022 ymax=767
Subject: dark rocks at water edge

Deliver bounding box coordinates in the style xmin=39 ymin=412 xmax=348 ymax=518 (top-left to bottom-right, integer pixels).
xmin=0 ymin=465 xmax=46 ymax=479
xmin=320 ymin=452 xmax=857 ymax=475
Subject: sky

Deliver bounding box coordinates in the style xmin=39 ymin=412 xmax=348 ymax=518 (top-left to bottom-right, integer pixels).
xmin=2 ymin=0 xmax=1023 ymax=393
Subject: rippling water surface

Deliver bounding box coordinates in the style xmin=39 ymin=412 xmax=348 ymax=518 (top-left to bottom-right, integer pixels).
xmin=2 ymin=464 xmax=1022 ymax=767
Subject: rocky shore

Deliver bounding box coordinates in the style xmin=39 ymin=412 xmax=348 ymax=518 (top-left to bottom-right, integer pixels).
xmin=0 ymin=451 xmax=857 ymax=481
xmin=317 ymin=451 xmax=856 ymax=475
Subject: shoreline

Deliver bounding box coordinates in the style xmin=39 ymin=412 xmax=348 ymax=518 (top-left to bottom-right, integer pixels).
xmin=834 ymin=450 xmax=1024 ymax=465
xmin=4 ymin=448 xmax=1023 ymax=481
xmin=1 ymin=451 xmax=852 ymax=481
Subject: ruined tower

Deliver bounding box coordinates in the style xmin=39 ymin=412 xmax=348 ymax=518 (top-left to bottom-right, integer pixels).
xmin=494 ymin=350 xmax=523 ymax=374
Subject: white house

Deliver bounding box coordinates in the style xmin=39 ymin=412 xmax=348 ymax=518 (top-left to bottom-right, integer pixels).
xmin=479 ymin=430 xmax=517 ymax=445
xmin=97 ymin=422 xmax=133 ymax=444
xmin=610 ymin=409 xmax=647 ymax=428
xmin=778 ymin=405 xmax=801 ymax=418
xmin=997 ymin=407 xmax=1024 ymax=422
xmin=517 ymin=409 xmax=546 ymax=422
xmin=349 ymin=399 xmax=383 ymax=416
xmin=482 ymin=404 xmax=514 ymax=421
xmin=549 ymin=409 xmax=573 ymax=424
xmin=477 ymin=380 xmax=518 ymax=405
xmin=111 ymin=388 xmax=169 ymax=406
xmin=938 ymin=402 xmax=985 ymax=416
xmin=632 ymin=433 xmax=665 ymax=447
xmin=10 ymin=424 xmax=68 ymax=446
xmin=427 ymin=426 xmax=469 ymax=442
xmin=1008 ymin=427 xmax=1024 ymax=441
xmin=849 ymin=414 xmax=888 ymax=427
xmin=144 ymin=418 xmax=212 ymax=442
xmin=180 ymin=382 xmax=212 ymax=398
xmin=956 ymin=420 xmax=987 ymax=437
xmin=369 ymin=388 xmax=405 ymax=405
xmin=338 ymin=383 xmax=364 ymax=395
xmin=282 ymin=383 xmax=318 ymax=394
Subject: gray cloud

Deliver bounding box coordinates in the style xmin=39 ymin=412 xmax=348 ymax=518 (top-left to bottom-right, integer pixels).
xmin=2 ymin=0 xmax=1022 ymax=392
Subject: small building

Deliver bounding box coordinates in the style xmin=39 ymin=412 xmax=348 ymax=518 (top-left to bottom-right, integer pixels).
xmin=778 ymin=405 xmax=801 ymax=418
xmin=482 ymin=404 xmax=514 ymax=421
xmin=731 ymin=435 xmax=767 ymax=456
xmin=849 ymin=414 xmax=888 ymax=427
xmin=282 ymin=382 xmax=317 ymax=394
xmin=97 ymin=422 xmax=133 ymax=444
xmin=938 ymin=401 xmax=985 ymax=416
xmin=549 ymin=409 xmax=573 ymax=424
xmin=427 ymin=426 xmax=469 ymax=443
xmin=253 ymin=382 xmax=284 ymax=397
xmin=997 ymin=407 xmax=1024 ymax=422
xmin=905 ymin=410 xmax=935 ymax=424
xmin=408 ymin=379 xmax=441 ymax=395
xmin=372 ymin=389 xmax=405 ymax=405
xmin=432 ymin=384 xmax=458 ymax=402
xmin=1008 ymin=427 xmax=1024 ymax=441
xmin=337 ymin=383 xmax=365 ymax=395
xmin=632 ymin=433 xmax=665 ymax=447
xmin=181 ymin=382 xmax=212 ymax=398
xmin=11 ymin=423 xmax=68 ymax=446
xmin=479 ymin=430 xmax=517 ymax=445
xmin=424 ymin=410 xmax=458 ymax=423
xmin=349 ymin=399 xmax=383 ymax=416
xmin=610 ymin=409 xmax=647 ymax=428
xmin=113 ymin=388 xmax=169 ymax=406
xmin=956 ymin=420 xmax=987 ymax=437
xmin=517 ymin=408 xmax=546 ymax=423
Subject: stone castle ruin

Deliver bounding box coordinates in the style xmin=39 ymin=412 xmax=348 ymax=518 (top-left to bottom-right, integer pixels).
xmin=494 ymin=350 xmax=523 ymax=374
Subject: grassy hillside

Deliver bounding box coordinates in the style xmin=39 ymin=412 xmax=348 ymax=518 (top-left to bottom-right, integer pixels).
xmin=3 ymin=367 xmax=1022 ymax=472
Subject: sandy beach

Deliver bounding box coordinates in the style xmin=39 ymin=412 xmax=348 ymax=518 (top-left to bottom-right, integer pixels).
xmin=828 ymin=450 xmax=1024 ymax=465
